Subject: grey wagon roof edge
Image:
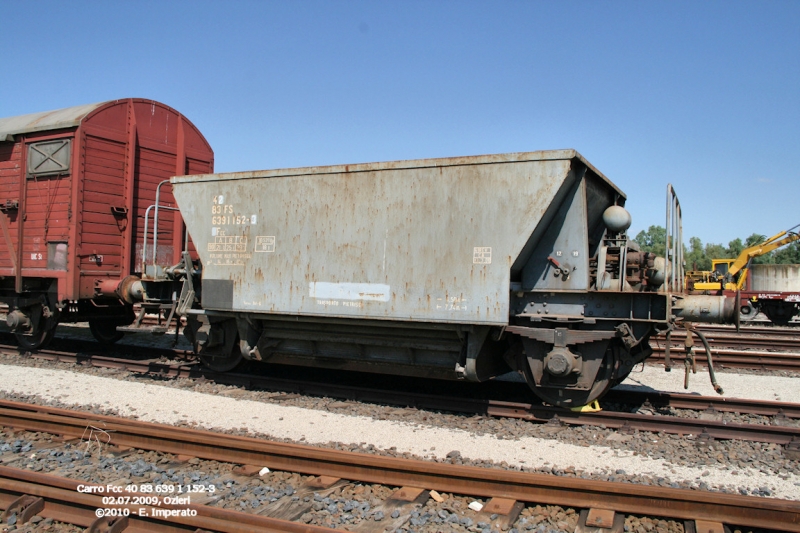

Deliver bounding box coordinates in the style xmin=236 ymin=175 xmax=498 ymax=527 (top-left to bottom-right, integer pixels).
xmin=172 ymin=149 xmax=624 ymax=199
xmin=0 ymin=101 xmax=110 ymax=141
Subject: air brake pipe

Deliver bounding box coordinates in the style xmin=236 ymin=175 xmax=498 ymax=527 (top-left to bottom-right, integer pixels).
xmin=664 ymin=330 xmax=672 ymax=371
xmin=692 ymin=328 xmax=724 ymax=395
xmin=683 ymin=331 xmax=695 ymax=389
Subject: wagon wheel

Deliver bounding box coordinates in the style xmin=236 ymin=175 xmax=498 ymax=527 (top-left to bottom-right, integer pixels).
xmin=199 ymin=344 xmax=244 ymax=372
xmin=521 ymin=344 xmax=616 ymax=409
xmin=15 ymin=326 xmax=57 ymax=351
xmin=14 ymin=303 xmax=58 ymax=351
xmin=762 ymin=301 xmax=797 ymax=327
xmin=89 ymin=320 xmax=125 ymax=344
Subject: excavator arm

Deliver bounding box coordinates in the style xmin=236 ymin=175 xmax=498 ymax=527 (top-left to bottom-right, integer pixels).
xmin=687 ymin=223 xmax=800 ymax=292
xmin=728 ymin=224 xmax=800 ymax=280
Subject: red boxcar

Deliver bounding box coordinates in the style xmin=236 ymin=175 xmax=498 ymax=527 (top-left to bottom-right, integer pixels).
xmin=0 ymin=98 xmax=213 ymax=348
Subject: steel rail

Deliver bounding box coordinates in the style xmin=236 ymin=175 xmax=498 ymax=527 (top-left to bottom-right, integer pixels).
xmin=603 ymin=389 xmax=800 ymax=418
xmin=0 ymin=401 xmax=797 ymax=531
xmin=695 ymin=324 xmax=800 ymax=335
xmin=483 ymin=401 xmax=800 ymax=444
xmin=10 ymin=331 xmax=800 ymax=374
xmin=0 ymin=341 xmax=197 ymax=377
xmin=654 ymin=334 xmax=800 ymax=351
xmin=210 ymin=375 xmax=800 ymax=443
xmin=649 ymin=347 xmax=800 ymax=371
xmin=0 ymin=466 xmax=335 ymax=533
xmin=12 ymin=350 xmax=196 ymax=378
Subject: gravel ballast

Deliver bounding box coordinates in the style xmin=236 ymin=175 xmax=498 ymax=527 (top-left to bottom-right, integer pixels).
xmin=0 ymin=362 xmax=797 ymax=501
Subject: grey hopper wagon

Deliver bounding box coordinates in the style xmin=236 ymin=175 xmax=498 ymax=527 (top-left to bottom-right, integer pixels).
xmin=170 ymin=150 xmax=734 ymax=407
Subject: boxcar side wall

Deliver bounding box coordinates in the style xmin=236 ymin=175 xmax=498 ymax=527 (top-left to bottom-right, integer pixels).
xmin=128 ymin=101 xmax=214 ymax=276
xmin=77 ymin=119 xmax=128 ymax=298
xmin=0 ymin=128 xmax=77 ymax=299
xmin=0 ymin=139 xmax=23 ymax=273
xmin=23 ymin=131 xmax=74 ymax=279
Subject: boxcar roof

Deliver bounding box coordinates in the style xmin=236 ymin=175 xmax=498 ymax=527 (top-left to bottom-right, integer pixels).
xmin=0 ymin=101 xmax=108 ymax=141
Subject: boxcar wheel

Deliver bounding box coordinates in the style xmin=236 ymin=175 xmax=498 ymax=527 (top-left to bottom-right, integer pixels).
xmin=15 ymin=326 xmax=57 ymax=351
xmin=89 ymin=320 xmax=125 ymax=344
xmin=199 ymin=345 xmax=243 ymax=372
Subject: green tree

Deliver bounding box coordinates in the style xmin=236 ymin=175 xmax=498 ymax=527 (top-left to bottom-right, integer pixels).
xmin=745 ymin=233 xmax=768 ymax=247
xmin=727 ymin=238 xmax=744 ymax=258
xmin=774 ymin=242 xmax=800 ymax=264
xmin=685 ymin=236 xmax=709 ymax=270
xmin=633 ymin=225 xmax=800 ymax=267
xmin=633 ymin=225 xmax=666 ymax=257
xmin=704 ymin=243 xmax=727 ymax=264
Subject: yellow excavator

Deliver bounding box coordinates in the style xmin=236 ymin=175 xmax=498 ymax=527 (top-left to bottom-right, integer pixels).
xmin=686 ymin=224 xmax=800 ymax=292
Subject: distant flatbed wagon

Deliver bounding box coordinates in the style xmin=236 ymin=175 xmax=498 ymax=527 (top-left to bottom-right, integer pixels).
xmin=743 ymin=264 xmax=800 ymax=325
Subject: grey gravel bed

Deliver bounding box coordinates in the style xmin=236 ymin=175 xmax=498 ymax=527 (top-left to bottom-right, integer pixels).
xmin=0 ymin=352 xmax=797 ymax=504
xmin=0 ymin=344 xmax=800 ymax=496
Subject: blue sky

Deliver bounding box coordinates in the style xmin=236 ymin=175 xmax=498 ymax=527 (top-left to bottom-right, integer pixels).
xmin=2 ymin=1 xmax=798 ymax=246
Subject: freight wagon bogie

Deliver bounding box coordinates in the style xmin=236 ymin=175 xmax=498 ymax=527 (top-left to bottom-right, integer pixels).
xmin=758 ymin=300 xmax=798 ymax=326
xmin=172 ymin=151 xmax=736 ymax=407
xmin=0 ymin=100 xmax=213 ymax=348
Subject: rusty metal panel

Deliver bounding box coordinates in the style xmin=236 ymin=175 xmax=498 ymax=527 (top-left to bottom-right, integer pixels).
xmin=21 ymin=172 xmax=71 ymax=271
xmin=173 ymin=150 xmax=621 ymax=326
xmin=78 ymin=134 xmax=126 ymax=275
xmin=0 ymin=141 xmax=22 ymax=271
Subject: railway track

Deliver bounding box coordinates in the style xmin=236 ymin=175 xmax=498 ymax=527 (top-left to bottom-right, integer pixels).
xmin=0 ymin=400 xmax=798 ymax=532
xmin=698 ymin=324 xmax=800 ymax=335
xmin=649 ymin=325 xmax=800 ymax=372
xmin=654 ymin=330 xmax=800 ymax=351
xmin=0 ymin=466 xmax=324 ymax=533
xmin=3 ymin=342 xmax=799 ymax=446
xmin=649 ymin=345 xmax=800 ymax=372
xmin=603 ymin=388 xmax=800 ymax=418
